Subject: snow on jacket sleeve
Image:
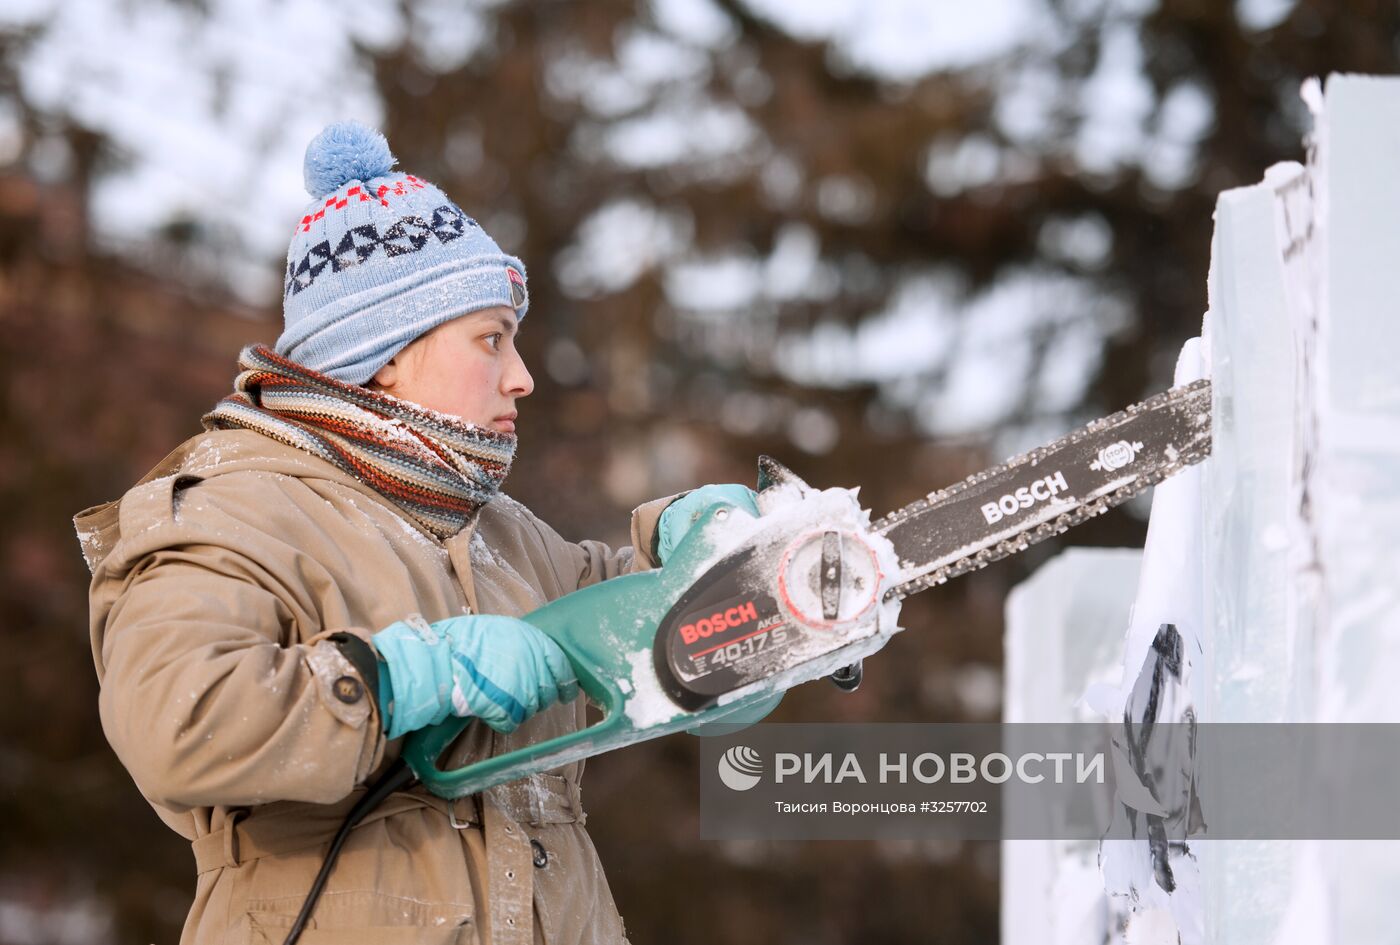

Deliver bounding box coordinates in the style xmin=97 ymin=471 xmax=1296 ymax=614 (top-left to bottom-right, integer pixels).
xmin=84 ymin=473 xmax=385 ymax=812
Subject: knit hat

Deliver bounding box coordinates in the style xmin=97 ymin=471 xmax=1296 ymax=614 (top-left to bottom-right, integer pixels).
xmin=274 ymin=121 xmax=529 ymax=386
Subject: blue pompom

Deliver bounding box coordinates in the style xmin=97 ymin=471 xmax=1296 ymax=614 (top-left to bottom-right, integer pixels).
xmin=303 ymin=121 xmax=397 ymax=199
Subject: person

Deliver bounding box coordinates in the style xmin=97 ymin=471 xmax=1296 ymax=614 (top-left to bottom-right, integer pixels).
xmin=73 ymin=121 xmax=763 ymax=945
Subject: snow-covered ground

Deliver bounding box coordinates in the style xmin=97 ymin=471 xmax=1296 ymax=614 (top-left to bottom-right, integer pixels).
xmin=1004 ymin=73 xmax=1400 ymax=944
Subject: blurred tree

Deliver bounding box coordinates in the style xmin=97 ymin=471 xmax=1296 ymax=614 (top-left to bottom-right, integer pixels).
xmin=2 ymin=0 xmax=1396 ymax=941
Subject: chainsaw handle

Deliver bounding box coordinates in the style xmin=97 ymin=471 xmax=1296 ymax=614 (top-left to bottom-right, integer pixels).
xmin=400 ymin=579 xmax=636 ymax=799
xmin=401 ymin=491 xmax=762 ymax=799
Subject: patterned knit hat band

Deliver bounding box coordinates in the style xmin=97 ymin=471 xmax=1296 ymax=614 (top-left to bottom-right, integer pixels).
xmin=275 ymin=122 xmax=529 ymax=386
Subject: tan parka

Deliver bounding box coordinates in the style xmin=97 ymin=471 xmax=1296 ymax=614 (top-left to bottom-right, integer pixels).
xmin=74 ymin=427 xmax=678 ymax=945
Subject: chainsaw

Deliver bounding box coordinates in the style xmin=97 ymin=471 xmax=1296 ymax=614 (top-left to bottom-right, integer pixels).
xmin=402 ymin=378 xmax=1213 ymax=799
xmin=282 ymin=378 xmax=1213 ymax=943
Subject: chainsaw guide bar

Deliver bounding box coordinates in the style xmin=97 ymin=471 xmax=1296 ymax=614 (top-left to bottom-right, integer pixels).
xmin=876 ymin=378 xmax=1213 ymax=599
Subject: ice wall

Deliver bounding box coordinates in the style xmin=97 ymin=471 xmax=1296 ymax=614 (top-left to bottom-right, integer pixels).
xmin=1304 ymin=74 xmax=1400 ymax=945
xmin=1002 ymin=547 xmax=1141 ymax=945
xmin=1191 ymin=153 xmax=1312 ymax=945
xmin=1313 ymin=75 xmax=1400 ymax=723
xmin=1094 ymin=337 xmax=1208 ymax=945
xmin=1003 ymin=74 xmax=1400 ymax=944
xmin=1202 ymin=160 xmax=1309 ymax=727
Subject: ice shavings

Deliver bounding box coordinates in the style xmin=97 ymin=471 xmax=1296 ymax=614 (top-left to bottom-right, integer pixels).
xmin=619 ymin=482 xmax=904 ymax=727
xmin=468 ymin=528 xmax=529 ymax=590
xmin=623 ymin=646 xmax=679 ymax=728
xmin=353 ymin=406 xmax=457 ymax=465
xmin=713 ymin=487 xmax=900 ymax=698
xmin=304 ymin=637 xmax=373 ymax=728
xmin=490 ymin=492 xmax=529 ymax=517
xmin=182 ymin=436 xmax=226 ymax=475
xmin=73 ymin=520 xmax=106 ymax=573
xmin=366 ymin=386 xmax=480 ymax=431
xmin=380 ymin=501 xmax=445 ymax=553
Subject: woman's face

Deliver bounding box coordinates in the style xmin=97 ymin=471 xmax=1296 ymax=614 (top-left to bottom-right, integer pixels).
xmin=367 ymin=306 xmax=534 ymax=433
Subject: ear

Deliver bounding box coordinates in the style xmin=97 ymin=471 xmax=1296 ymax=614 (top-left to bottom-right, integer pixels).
xmin=370 ymin=357 xmax=398 ymax=390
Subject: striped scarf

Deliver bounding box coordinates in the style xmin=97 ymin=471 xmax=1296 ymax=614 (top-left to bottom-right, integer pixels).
xmin=201 ymin=343 xmax=515 ymax=540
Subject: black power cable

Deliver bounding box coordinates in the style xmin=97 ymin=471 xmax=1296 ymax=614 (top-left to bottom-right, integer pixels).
xmin=281 ymin=759 xmax=417 ymax=945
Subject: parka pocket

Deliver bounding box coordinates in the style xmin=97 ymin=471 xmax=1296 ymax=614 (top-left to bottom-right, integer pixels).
xmin=245 ymin=891 xmax=476 ymax=945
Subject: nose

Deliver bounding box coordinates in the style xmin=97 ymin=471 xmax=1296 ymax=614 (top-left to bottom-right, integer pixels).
xmin=503 ymin=343 xmax=534 ymax=399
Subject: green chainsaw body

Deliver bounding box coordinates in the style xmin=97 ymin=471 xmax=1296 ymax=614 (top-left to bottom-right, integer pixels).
xmin=403 ymin=471 xmax=904 ymax=799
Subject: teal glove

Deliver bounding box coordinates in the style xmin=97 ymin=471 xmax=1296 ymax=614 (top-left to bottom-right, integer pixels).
xmin=372 ymin=614 xmax=579 ymax=740
xmin=656 ymin=483 xmax=760 ymax=565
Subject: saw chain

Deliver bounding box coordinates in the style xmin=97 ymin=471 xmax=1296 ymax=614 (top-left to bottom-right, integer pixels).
xmin=876 ymin=378 xmax=1212 ymax=599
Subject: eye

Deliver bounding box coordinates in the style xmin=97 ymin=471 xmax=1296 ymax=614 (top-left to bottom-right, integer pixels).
xmin=484 ymin=332 xmax=503 ymax=350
